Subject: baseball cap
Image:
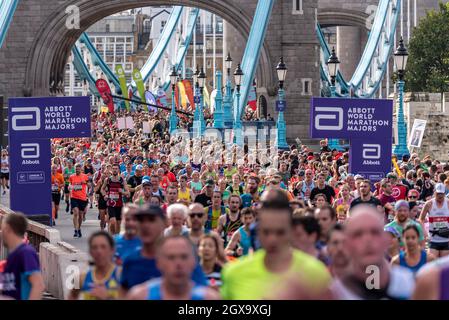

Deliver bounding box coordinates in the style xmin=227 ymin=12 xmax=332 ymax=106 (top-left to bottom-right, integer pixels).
xmin=354 ymin=174 xmax=364 ymax=180
xmin=135 ymin=165 xmax=143 ymax=171
xmin=384 ymin=226 xmax=401 ymax=239
xmin=142 ymin=180 xmax=151 ymax=187
xmin=394 ymin=200 xmax=410 ymax=211
xmin=134 ymin=205 xmax=165 ymax=220
xmin=298 ymin=170 xmax=305 ymax=177
xmin=435 ymin=182 xmax=446 ymax=194
xmin=205 ymin=179 xmax=215 ymax=187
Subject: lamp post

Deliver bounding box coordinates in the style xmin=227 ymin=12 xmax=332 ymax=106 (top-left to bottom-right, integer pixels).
xmin=169 ymin=66 xmax=178 ymax=134
xmin=326 ymin=47 xmax=342 ymax=151
xmin=193 ymin=66 xmax=200 ymax=123
xmin=234 ymin=63 xmax=244 ymax=146
xmin=393 ymin=37 xmax=410 ymax=158
xmin=213 ymin=71 xmax=224 ymax=129
xmin=223 ymin=52 xmax=234 ymax=126
xmin=276 ymin=57 xmax=289 ymax=150
xmin=198 ymin=67 xmax=207 ymax=135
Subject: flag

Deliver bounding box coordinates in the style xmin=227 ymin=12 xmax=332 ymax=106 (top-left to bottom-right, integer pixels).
xmin=183 ymin=80 xmax=195 ymax=109
xmin=157 ymin=87 xmax=168 ymax=108
xmin=203 ymin=86 xmax=210 ymax=110
xmin=247 ymin=84 xmax=257 ymax=111
xmin=145 ymin=91 xmax=158 ymax=113
xmin=178 ymin=81 xmax=188 ymax=110
xmin=132 ymin=68 xmax=147 ymax=111
xmin=210 ymin=89 xmax=218 ymax=113
xmin=95 ymin=79 xmax=114 ymax=114
xmin=115 ymin=64 xmax=130 ymax=111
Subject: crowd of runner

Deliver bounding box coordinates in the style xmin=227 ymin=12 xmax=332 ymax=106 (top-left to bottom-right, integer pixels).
xmin=2 ymin=109 xmax=449 ymax=300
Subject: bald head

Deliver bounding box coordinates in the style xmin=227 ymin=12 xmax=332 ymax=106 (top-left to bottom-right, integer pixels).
xmin=344 ymin=205 xmax=388 ymax=270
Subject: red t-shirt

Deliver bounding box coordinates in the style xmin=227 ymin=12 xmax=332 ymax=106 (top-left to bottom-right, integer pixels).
xmin=391 ymin=184 xmax=408 ymax=201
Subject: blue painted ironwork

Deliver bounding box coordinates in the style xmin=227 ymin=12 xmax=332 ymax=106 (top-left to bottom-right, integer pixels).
xmin=214 ymin=71 xmax=224 ymax=129
xmin=71 ymin=46 xmax=100 ymax=97
xmin=393 ymin=80 xmax=409 ymax=157
xmin=169 ymin=86 xmax=178 ymax=134
xmin=234 ymin=88 xmax=243 ymax=146
xmin=276 ymin=88 xmax=288 ymax=150
xmin=0 ymin=0 xmax=19 ymax=49
xmin=223 ymin=71 xmax=234 ymax=126
xmin=234 ymin=0 xmax=275 ymax=120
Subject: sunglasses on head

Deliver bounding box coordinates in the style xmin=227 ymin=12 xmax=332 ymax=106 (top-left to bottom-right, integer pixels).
xmin=189 ymin=212 xmax=204 ymax=218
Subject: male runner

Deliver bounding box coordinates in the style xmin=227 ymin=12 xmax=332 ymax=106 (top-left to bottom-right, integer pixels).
xmin=69 ymin=163 xmax=89 ymax=238
xmin=51 ymin=165 xmax=64 ymax=224
xmin=101 ymin=163 xmax=130 ymax=235
xmin=126 ymin=236 xmax=219 ymax=300
xmin=0 ymin=149 xmax=9 ymax=195
xmin=216 ymin=194 xmax=243 ymax=246
xmin=419 ymin=182 xmax=449 ymax=257
xmin=240 ymin=176 xmax=260 ymax=208
xmin=114 ymin=204 xmax=141 ymax=265
xmin=133 ymin=180 xmax=153 ymax=206
xmin=63 ymin=160 xmax=75 ymax=212
xmin=331 ymin=205 xmax=415 ymax=300
xmin=204 ymin=191 xmax=229 ymax=232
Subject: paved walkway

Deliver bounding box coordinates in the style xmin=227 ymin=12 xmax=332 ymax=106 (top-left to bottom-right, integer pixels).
xmin=0 ymin=188 xmax=101 ymax=253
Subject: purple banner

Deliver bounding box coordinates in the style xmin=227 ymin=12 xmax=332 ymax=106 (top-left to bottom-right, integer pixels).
xmin=145 ymin=91 xmax=157 ymax=112
xmin=9 ymin=139 xmax=52 ymax=216
xmin=8 ymin=96 xmax=91 ymax=221
xmin=349 ymin=138 xmax=392 ymax=182
xmin=276 ymin=100 xmax=286 ymax=112
xmin=9 ymin=96 xmax=91 ymax=139
xmin=310 ymin=97 xmax=393 ymax=139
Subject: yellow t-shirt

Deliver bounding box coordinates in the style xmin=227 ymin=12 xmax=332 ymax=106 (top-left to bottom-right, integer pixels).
xmin=178 ymin=188 xmax=192 ymax=203
xmin=221 ymin=249 xmax=331 ymax=300
xmin=204 ymin=206 xmax=229 ymax=230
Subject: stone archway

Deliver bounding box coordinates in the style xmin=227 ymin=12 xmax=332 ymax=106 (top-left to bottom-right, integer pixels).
xmin=318 ymin=9 xmax=369 ymax=30
xmin=23 ymin=0 xmax=274 ymax=96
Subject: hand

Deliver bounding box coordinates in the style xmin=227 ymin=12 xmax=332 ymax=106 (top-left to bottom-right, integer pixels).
xmin=89 ymin=284 xmax=110 ymax=300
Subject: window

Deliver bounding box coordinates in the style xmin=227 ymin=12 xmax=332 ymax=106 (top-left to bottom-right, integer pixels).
xmin=116 ymin=37 xmax=125 ymax=43
xmin=301 ymin=78 xmax=312 ymax=96
xmin=116 ymin=56 xmax=124 ymax=63
xmin=161 ymin=20 xmax=166 ymax=29
xmin=96 ymin=38 xmax=103 ymax=44
xmin=105 ymin=24 xmax=110 ymax=32
xmin=292 ymin=0 xmax=303 ymax=15
xmin=126 ymin=37 xmax=133 ymax=43
xmin=207 ymin=59 xmax=212 ymax=69
xmin=107 ymin=37 xmax=115 ymax=43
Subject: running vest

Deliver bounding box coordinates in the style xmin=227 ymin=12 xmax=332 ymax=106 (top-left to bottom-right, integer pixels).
xmin=107 ymin=177 xmax=124 ymax=207
xmin=238 ymin=226 xmax=252 ymax=256
xmin=205 ymin=206 xmax=226 ymax=232
xmin=222 ymin=212 xmax=242 ymax=245
xmin=1 ymin=157 xmax=9 ymax=173
xmin=399 ymin=250 xmax=427 ymax=274
xmin=80 ymin=266 xmax=120 ymax=300
xmin=429 ymin=199 xmax=449 ymax=243
xmin=146 ymin=278 xmax=207 ymax=300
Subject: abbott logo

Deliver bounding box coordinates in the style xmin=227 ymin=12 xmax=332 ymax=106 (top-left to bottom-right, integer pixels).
xmin=21 ymin=143 xmax=40 ymax=159
xmin=314 ymin=107 xmax=343 ymax=130
xmin=11 ymin=107 xmax=41 ymax=131
xmin=363 ymin=144 xmax=381 ymax=159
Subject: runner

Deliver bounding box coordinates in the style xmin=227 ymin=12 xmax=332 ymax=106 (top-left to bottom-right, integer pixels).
xmin=69 ymin=231 xmax=121 ymax=300
xmin=198 ymin=235 xmax=223 ymax=289
xmin=310 ymin=172 xmax=335 ymax=204
xmin=204 ymin=191 xmax=229 ymax=232
xmin=291 ymin=215 xmax=327 ymax=264
xmin=225 ymin=207 xmax=256 ymax=257
xmin=412 ymin=255 xmax=449 ymax=299
xmin=349 ymin=179 xmax=383 ymax=211
xmin=419 ymin=182 xmax=449 ymax=258
xmin=126 ymin=236 xmax=219 ymax=300
xmin=0 ymin=149 xmax=9 ymax=195
xmin=327 ymin=224 xmax=350 ymax=278
xmin=391 ymin=224 xmax=435 ymax=274
xmin=221 ymin=189 xmax=331 ymax=299
xmin=119 ymin=205 xmax=207 ymax=297
xmin=94 ymin=164 xmax=109 ymax=230
xmin=63 ymin=160 xmax=76 ymax=213
xmin=101 ymin=163 xmax=130 ymax=235
xmin=240 ymin=176 xmax=261 ymax=208
xmin=133 ymin=180 xmax=153 ymax=206
xmin=164 ymin=204 xmax=190 ymax=237
xmin=0 ymin=213 xmax=44 ymax=300
xmin=69 ymin=163 xmax=89 ymax=238
xmin=177 ymin=175 xmax=193 ymax=205
xmin=216 ymin=194 xmax=243 ymax=247
xmin=51 ymin=165 xmax=64 ymax=225
xmin=195 ymin=179 xmax=215 ymax=207
xmin=331 ymin=205 xmax=415 ymax=300
xmin=84 ymin=158 xmax=96 ymax=209
xmin=114 ymin=204 xmax=142 ymax=266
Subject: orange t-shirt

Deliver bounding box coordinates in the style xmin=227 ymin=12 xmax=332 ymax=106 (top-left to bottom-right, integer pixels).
xmin=51 ymin=173 xmax=64 ymax=192
xmin=69 ymin=173 xmax=89 ymax=201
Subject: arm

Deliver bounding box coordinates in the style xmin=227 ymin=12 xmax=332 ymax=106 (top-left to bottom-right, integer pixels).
xmin=216 ymin=215 xmax=226 ymax=235
xmin=27 ymin=272 xmax=45 ymax=300
xmin=419 ymin=201 xmax=431 ymax=226
xmin=390 ymin=255 xmax=400 ymax=265
xmin=225 ymin=231 xmax=241 ymax=256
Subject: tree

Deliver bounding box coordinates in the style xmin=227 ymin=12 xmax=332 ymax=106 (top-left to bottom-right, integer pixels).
xmin=406 ymin=1 xmax=449 ymax=96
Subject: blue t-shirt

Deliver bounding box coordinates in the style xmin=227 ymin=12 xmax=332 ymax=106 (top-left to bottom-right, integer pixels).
xmin=113 ymin=234 xmax=142 ymax=265
xmin=120 ymin=248 xmax=207 ymax=290
xmin=1 ymin=244 xmax=40 ymax=300
xmin=241 ymin=193 xmax=254 ymax=208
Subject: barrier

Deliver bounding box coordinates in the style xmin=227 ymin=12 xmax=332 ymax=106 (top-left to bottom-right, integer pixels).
xmin=0 ymin=205 xmax=88 ymax=300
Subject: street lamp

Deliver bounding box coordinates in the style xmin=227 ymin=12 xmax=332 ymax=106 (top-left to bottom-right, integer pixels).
xmin=234 ymin=63 xmax=244 ymax=146
xmin=169 ymin=66 xmax=178 ymax=134
xmin=198 ymin=67 xmax=207 ymax=135
xmin=326 ymin=47 xmax=342 ymax=151
xmin=393 ymin=37 xmax=410 ymax=158
xmin=223 ymin=52 xmax=234 ymax=126
xmin=276 ymin=57 xmax=288 ymax=150
xmin=193 ymin=66 xmax=200 ymax=123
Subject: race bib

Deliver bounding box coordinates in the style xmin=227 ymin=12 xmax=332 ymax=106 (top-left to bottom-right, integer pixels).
xmin=73 ymin=184 xmax=83 ymax=191
xmin=51 ymin=185 xmax=59 ymax=191
xmin=109 ymin=192 xmax=120 ymax=200
xmin=431 ymin=217 xmax=449 ymax=230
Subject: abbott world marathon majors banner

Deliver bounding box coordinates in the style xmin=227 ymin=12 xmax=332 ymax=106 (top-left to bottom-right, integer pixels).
xmin=8 ymin=97 xmax=91 ymax=223
xmin=310 ymin=97 xmax=393 ymax=182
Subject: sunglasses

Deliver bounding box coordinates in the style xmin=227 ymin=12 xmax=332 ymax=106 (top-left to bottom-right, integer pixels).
xmin=409 ymin=195 xmax=418 ymax=199
xmin=189 ymin=213 xmax=204 ymax=218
